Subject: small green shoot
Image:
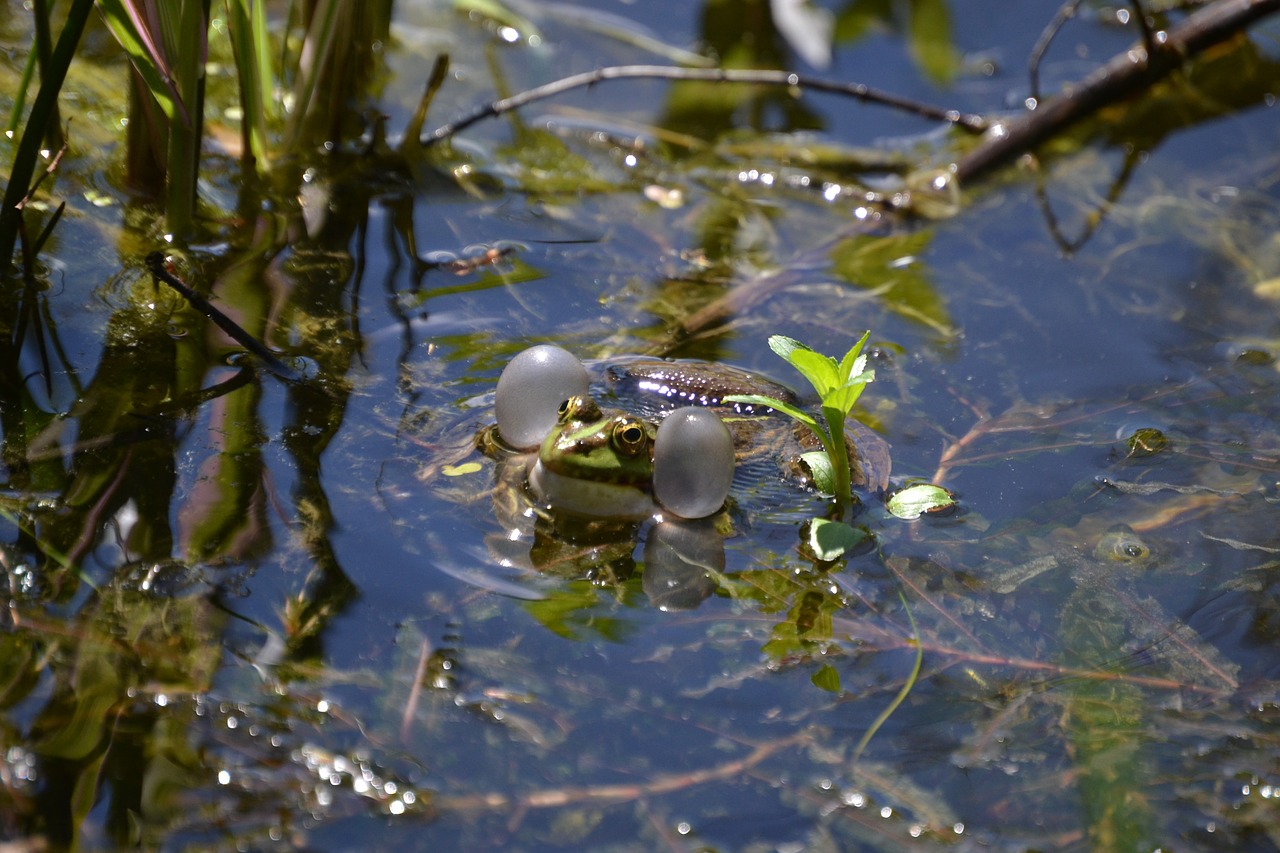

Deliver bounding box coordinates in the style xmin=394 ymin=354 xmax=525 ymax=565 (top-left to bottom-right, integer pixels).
xmin=726 ymin=332 xmax=875 ymax=556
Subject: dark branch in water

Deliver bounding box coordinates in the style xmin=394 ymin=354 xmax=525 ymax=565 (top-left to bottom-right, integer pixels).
xmin=145 ymin=252 xmax=301 ymax=382
xmin=957 ymin=0 xmax=1280 ymax=183
xmin=420 ymin=64 xmax=989 ymax=146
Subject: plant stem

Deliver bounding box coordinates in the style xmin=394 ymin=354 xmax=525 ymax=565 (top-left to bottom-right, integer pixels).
xmin=822 ymin=407 xmax=852 ymax=519
xmin=0 ymin=0 xmax=94 ymax=269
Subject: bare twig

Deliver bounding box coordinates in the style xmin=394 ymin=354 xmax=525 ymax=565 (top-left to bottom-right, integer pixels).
xmin=145 ymin=252 xmax=301 ymax=381
xmin=1028 ymin=0 xmax=1087 ymax=103
xmin=421 ymin=64 xmax=988 ymax=146
xmin=958 ymin=0 xmax=1280 ymax=183
xmin=437 ymin=730 xmax=809 ymax=813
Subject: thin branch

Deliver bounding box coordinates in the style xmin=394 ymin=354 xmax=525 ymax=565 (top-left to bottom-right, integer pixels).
xmin=958 ymin=0 xmax=1280 ymax=184
xmin=421 ymin=65 xmax=988 ymax=146
xmin=145 ymin=252 xmax=301 ymax=382
xmin=1028 ymin=0 xmax=1087 ymax=104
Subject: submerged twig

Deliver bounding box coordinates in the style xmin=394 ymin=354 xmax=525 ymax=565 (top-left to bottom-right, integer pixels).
xmin=958 ymin=0 xmax=1280 ymax=183
xmin=421 ymin=64 xmax=988 ymax=146
xmin=145 ymin=252 xmax=301 ymax=381
xmin=438 ymin=730 xmax=809 ymax=813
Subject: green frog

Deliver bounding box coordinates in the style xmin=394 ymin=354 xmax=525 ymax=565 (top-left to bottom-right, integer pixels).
xmin=485 ymin=346 xmax=892 ymax=524
xmin=414 ymin=346 xmax=892 ymax=600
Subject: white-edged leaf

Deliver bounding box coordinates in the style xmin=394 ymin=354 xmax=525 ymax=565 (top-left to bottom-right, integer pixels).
xmin=772 ymin=0 xmax=834 ymax=68
xmin=768 ymin=334 xmax=807 ymax=361
xmin=838 ymin=331 xmax=870 ymax=383
xmin=887 ymin=484 xmax=956 ymax=520
xmin=808 ymin=518 xmax=867 ymax=560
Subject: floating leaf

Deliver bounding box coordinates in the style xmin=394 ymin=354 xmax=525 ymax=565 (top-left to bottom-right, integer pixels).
xmin=808 ymin=518 xmax=867 ymax=560
xmin=887 ymin=484 xmax=956 ymax=520
xmin=443 ymin=462 xmax=483 ymax=476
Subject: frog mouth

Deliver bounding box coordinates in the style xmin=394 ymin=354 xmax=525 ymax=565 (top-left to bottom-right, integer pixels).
xmin=528 ymin=460 xmax=655 ymax=520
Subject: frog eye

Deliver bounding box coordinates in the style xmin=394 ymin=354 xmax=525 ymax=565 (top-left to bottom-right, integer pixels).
xmin=495 ymin=345 xmax=589 ymax=449
xmin=558 ymin=396 xmax=601 ymax=423
xmin=612 ymin=418 xmax=650 ymax=457
xmin=1094 ymin=524 xmax=1151 ymax=563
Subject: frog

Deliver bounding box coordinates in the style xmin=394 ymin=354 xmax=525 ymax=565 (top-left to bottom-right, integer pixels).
xmin=421 ymin=344 xmax=894 ymax=603
xmin=485 ymin=346 xmax=892 ymax=524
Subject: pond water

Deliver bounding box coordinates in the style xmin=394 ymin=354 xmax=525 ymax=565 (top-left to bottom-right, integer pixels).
xmin=2 ymin=1 xmax=1279 ymax=850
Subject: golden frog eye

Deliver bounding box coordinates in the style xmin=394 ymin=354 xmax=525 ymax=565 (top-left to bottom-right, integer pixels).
xmin=611 ymin=417 xmax=650 ymax=457
xmin=557 ymin=395 xmax=600 ymax=423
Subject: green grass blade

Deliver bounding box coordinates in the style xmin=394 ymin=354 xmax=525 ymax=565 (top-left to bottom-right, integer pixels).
xmin=853 ymin=590 xmax=923 ymax=761
xmin=283 ymin=0 xmax=342 ymax=149
xmin=226 ymin=0 xmax=276 ymax=169
xmin=95 ymin=0 xmax=190 ymax=125
xmin=0 ymin=0 xmax=94 ymax=266
xmin=162 ymin=0 xmax=210 ymax=236
xmin=7 ymin=39 xmax=38 ymax=136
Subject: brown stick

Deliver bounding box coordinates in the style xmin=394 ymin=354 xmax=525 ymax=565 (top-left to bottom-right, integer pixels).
xmin=955 ymin=0 xmax=1280 ymax=183
xmin=421 ymin=65 xmax=988 ymax=146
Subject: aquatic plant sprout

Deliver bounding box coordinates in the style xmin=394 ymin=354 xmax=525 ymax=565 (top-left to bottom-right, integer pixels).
xmin=725 ymin=332 xmax=874 ymax=518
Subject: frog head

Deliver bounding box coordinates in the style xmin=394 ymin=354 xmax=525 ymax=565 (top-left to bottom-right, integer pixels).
xmin=527 ymin=395 xmax=658 ymax=519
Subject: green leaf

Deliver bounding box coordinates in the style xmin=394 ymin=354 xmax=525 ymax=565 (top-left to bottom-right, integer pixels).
xmin=823 ymin=371 xmax=873 ymax=414
xmin=808 ymin=518 xmax=867 ymax=560
xmin=838 ymin=331 xmax=871 ymax=383
xmin=798 ymin=451 xmax=835 ymax=496
xmin=789 ymin=348 xmax=841 ymax=396
xmin=722 ymin=395 xmax=820 ymax=430
xmin=886 ymin=484 xmax=957 ymax=520
xmin=767 ymin=334 xmax=807 ymax=361
xmin=811 ymin=663 xmax=842 ymax=693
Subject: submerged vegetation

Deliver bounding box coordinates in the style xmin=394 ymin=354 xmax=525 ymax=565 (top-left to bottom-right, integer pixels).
xmin=0 ymin=0 xmax=1278 ymax=849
